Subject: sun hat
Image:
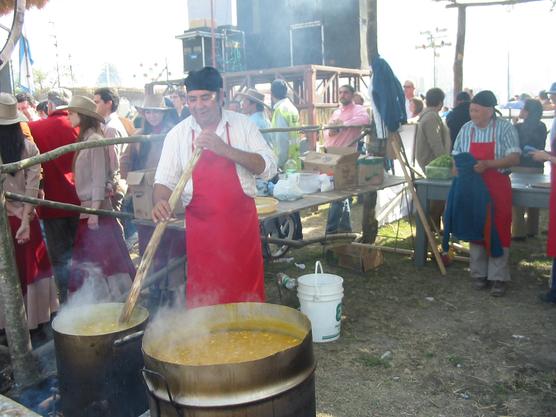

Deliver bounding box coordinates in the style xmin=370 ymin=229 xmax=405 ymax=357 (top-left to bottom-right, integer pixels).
xmin=0 ymin=93 xmax=28 ymax=125
xmin=136 ymin=94 xmax=171 ymax=112
xmin=67 ymin=95 xmax=104 ymax=122
xmin=547 ymin=82 xmax=556 ymax=94
xmin=184 ymin=66 xmax=223 ymax=92
xmin=236 ymin=88 xmax=269 ymax=108
xmin=471 ymin=90 xmax=498 ymax=108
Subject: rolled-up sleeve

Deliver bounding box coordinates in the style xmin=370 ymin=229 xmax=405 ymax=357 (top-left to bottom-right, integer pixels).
xmin=245 ymin=121 xmax=277 ymax=181
xmin=500 ymin=124 xmax=521 ymax=157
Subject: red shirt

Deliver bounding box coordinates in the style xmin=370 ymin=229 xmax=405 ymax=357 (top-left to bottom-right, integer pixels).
xmin=28 ymin=110 xmax=81 ymax=218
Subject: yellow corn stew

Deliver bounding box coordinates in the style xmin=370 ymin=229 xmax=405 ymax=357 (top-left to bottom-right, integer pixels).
xmin=60 ymin=304 xmax=145 ymax=336
xmin=154 ymin=329 xmax=303 ymax=366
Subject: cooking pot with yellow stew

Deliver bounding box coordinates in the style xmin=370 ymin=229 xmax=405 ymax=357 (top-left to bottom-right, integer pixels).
xmin=52 ymin=302 xmax=149 ymax=417
xmin=142 ymin=302 xmax=316 ymax=417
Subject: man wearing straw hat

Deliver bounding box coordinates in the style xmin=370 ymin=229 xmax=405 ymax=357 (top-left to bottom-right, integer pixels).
xmin=238 ymin=88 xmax=272 ymax=147
xmin=152 ymin=66 xmax=277 ymax=308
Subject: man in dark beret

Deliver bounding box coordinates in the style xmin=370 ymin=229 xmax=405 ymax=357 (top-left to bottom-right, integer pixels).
xmin=450 ymin=90 xmax=520 ymax=297
xmin=152 ymin=67 xmax=277 ymax=308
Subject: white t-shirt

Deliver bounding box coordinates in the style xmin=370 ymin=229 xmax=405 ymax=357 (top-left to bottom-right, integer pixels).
xmin=155 ymin=109 xmax=277 ymax=206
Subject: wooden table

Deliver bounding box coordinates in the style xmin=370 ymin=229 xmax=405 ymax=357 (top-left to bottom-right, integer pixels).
xmin=414 ymin=173 xmax=551 ymax=267
xmin=134 ymin=175 xmax=406 ymax=243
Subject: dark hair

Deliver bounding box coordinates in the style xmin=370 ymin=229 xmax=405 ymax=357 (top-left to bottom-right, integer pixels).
xmin=133 ymin=112 xmax=173 ymax=171
xmin=0 ymin=123 xmax=25 ymax=176
xmin=539 ymin=90 xmax=548 ymax=100
xmin=94 ymin=87 xmax=119 ymax=112
xmin=410 ymin=97 xmax=424 ymax=116
xmin=425 ymin=88 xmax=445 ymax=107
xmin=339 ymin=84 xmax=355 ymax=94
xmin=15 ymin=92 xmax=34 ymax=105
xmin=271 ymin=80 xmax=288 ymax=100
xmin=522 ymin=99 xmax=543 ymax=125
xmin=455 ymin=91 xmax=471 ymax=102
xmin=36 ymin=100 xmax=48 ymax=114
xmin=77 ymin=113 xmax=101 ymax=141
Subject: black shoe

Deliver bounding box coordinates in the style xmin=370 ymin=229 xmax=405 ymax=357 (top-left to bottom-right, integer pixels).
xmin=473 ymin=277 xmax=489 ymax=290
xmin=539 ymin=290 xmax=556 ymax=304
xmin=490 ymin=281 xmax=507 ymax=297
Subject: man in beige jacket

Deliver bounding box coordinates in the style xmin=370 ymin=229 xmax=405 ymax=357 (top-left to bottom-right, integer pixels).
xmin=415 ymin=87 xmax=451 ymax=229
xmin=415 ymin=87 xmax=451 ymax=172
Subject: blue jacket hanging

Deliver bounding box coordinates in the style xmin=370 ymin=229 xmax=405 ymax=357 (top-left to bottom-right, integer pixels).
xmin=370 ymin=56 xmax=407 ymax=133
xmin=442 ymin=152 xmax=503 ymax=257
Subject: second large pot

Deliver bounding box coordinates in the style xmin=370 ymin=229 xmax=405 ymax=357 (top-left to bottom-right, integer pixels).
xmin=52 ymin=302 xmax=149 ymax=417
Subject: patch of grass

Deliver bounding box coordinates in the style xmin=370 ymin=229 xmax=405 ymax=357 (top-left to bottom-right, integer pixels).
xmin=447 ymin=355 xmax=464 ymax=367
xmin=424 ymin=352 xmax=435 ymax=359
xmin=356 ymin=354 xmax=391 ymax=368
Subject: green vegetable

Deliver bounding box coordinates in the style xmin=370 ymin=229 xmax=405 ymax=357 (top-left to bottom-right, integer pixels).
xmin=428 ymin=154 xmax=453 ymax=168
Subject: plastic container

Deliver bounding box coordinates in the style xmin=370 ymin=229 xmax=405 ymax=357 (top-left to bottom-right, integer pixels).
xmin=297 ymin=261 xmax=344 ymax=343
xmin=425 ymin=165 xmax=453 ymax=180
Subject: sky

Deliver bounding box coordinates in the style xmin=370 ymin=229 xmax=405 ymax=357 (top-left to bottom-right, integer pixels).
xmin=2 ymin=0 xmax=555 ymax=103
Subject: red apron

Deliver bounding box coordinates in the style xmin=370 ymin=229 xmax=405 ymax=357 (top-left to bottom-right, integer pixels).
xmin=547 ymin=137 xmax=556 ymax=258
xmin=469 ymin=124 xmax=512 ymax=248
xmin=185 ymin=124 xmax=264 ymax=308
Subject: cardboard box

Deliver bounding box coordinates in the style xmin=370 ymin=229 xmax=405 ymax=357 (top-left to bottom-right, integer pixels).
xmin=127 ymin=169 xmax=184 ymax=220
xmin=302 ymin=147 xmax=359 ymax=190
xmin=357 ymin=156 xmax=384 ymax=186
xmin=325 ymin=244 xmax=383 ymax=273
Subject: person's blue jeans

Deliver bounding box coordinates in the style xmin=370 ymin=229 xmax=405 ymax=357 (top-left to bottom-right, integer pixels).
xmin=326 ymin=198 xmax=352 ymax=234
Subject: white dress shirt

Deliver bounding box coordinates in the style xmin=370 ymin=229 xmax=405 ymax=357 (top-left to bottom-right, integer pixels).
xmin=155 ymin=109 xmax=277 ymax=206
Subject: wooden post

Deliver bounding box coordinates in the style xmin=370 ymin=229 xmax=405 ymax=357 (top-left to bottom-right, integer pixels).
xmin=361 ymin=191 xmax=378 ymax=244
xmin=453 ymin=5 xmax=466 ymax=103
xmin=0 ymin=173 xmax=39 ymax=389
xmin=366 ymin=0 xmax=378 ymax=62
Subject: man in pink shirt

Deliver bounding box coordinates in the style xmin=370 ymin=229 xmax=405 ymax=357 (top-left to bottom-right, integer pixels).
xmin=324 ymin=85 xmax=370 ymax=233
xmin=324 ymin=85 xmax=370 ymax=148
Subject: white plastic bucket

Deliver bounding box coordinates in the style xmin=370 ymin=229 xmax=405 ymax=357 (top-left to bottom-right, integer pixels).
xmin=297 ymin=261 xmax=344 ymax=343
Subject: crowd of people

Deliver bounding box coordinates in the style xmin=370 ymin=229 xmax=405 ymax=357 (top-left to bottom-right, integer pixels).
xmin=0 ymin=70 xmax=555 ymax=337
xmin=411 ymin=81 xmax=555 ymax=300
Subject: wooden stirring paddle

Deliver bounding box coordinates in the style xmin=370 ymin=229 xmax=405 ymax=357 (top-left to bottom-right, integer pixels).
xmin=119 ymin=147 xmax=203 ymax=323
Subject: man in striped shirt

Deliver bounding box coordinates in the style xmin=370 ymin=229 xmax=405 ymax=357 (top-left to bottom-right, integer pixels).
xmin=452 ymin=90 xmax=520 ymax=297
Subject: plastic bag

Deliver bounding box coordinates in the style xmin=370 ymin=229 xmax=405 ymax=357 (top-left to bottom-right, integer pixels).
xmin=319 ymin=174 xmax=334 ymax=192
xmin=272 ymin=177 xmax=304 ymax=201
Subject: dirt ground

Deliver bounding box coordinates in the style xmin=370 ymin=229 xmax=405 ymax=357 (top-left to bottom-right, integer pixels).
xmin=265 ymin=203 xmax=556 ymax=417
xmin=1 ymin=202 xmax=555 ymax=417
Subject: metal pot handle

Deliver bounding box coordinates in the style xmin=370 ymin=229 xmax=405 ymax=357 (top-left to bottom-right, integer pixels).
xmin=141 ymin=368 xmax=184 ymax=417
xmin=113 ymin=330 xmax=144 ymax=347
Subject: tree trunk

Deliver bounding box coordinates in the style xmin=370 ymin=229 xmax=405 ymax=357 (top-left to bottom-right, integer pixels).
xmin=453 ymin=5 xmax=466 ymax=104
xmin=0 ymin=173 xmax=39 ymax=389
xmin=366 ymin=0 xmax=378 ymax=63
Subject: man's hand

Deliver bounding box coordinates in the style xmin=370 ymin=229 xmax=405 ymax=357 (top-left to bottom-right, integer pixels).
xmin=15 ymin=220 xmax=30 ymax=244
xmin=473 ymin=160 xmax=490 ymax=174
xmin=530 ymin=150 xmax=551 ymax=163
xmin=152 ymin=200 xmax=172 ymax=223
xmin=195 ymin=130 xmax=230 ymax=157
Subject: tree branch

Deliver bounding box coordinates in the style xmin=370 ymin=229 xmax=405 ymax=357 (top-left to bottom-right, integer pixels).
xmin=0 ymin=134 xmax=165 ymax=174
xmin=4 ymin=192 xmax=133 ymax=219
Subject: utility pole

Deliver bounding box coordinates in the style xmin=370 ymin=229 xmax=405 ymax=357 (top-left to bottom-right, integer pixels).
xmin=416 ymin=27 xmax=451 ymax=88
xmin=48 ymin=20 xmax=60 ymax=87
